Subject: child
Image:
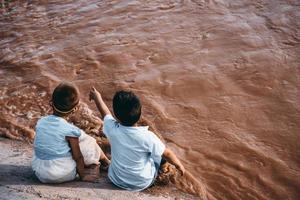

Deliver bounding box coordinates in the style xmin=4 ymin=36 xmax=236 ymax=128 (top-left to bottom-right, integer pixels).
xmin=32 ymin=82 xmax=110 ymax=183
xmin=89 ymin=87 xmax=185 ymax=191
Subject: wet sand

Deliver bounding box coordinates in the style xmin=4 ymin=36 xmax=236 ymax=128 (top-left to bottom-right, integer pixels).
xmin=1 ymin=0 xmax=300 ymax=199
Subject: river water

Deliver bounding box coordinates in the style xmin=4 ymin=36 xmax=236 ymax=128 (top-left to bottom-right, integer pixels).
xmin=0 ymin=0 xmax=300 ymax=199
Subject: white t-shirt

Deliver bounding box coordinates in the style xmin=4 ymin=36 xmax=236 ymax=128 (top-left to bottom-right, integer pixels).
xmin=103 ymin=115 xmax=165 ymax=191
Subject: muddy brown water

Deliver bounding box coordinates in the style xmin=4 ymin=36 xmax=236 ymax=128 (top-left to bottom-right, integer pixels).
xmin=1 ymin=0 xmax=300 ymax=199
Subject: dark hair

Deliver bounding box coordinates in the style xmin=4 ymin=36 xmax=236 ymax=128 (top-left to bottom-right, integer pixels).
xmin=113 ymin=90 xmax=141 ymax=126
xmin=52 ymin=82 xmax=79 ymax=113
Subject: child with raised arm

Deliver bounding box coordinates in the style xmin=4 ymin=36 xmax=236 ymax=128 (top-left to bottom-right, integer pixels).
xmin=89 ymin=87 xmax=185 ymax=191
xmin=32 ymin=82 xmax=110 ymax=183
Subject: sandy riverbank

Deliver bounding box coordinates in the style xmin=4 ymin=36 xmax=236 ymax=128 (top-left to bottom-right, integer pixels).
xmin=0 ymin=137 xmax=197 ymax=200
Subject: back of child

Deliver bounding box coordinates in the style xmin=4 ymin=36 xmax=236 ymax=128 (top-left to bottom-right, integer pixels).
xmin=89 ymin=88 xmax=185 ymax=191
xmin=103 ymin=114 xmax=165 ymax=190
xmin=32 ymin=83 xmax=109 ymax=183
xmin=33 ymin=114 xmax=80 ymax=183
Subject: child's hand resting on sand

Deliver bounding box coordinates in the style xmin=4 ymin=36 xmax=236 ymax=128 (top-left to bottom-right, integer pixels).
xmin=163 ymin=148 xmax=186 ymax=176
xmin=81 ymin=164 xmax=100 ymax=182
xmin=82 ymin=174 xmax=98 ymax=182
xmin=176 ymin=163 xmax=186 ymax=176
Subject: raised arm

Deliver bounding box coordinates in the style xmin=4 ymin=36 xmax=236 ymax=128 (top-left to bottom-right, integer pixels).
xmin=89 ymin=87 xmax=111 ymax=119
xmin=163 ymin=148 xmax=186 ymax=176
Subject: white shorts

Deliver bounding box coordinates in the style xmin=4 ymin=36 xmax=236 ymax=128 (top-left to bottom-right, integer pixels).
xmin=32 ymin=156 xmax=77 ymax=183
xmin=79 ymin=130 xmax=102 ymax=165
xmin=32 ymin=131 xmax=102 ymax=183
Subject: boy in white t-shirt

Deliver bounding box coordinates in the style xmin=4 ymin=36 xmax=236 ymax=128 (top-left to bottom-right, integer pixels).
xmin=89 ymin=87 xmax=185 ymax=191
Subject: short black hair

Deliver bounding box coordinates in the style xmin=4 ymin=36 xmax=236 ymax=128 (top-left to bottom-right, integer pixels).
xmin=113 ymin=90 xmax=141 ymax=126
xmin=52 ymin=82 xmax=79 ymax=113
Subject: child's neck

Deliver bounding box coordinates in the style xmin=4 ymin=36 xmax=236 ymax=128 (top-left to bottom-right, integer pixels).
xmin=120 ymin=122 xmax=138 ymax=127
xmin=52 ymin=111 xmax=68 ymax=119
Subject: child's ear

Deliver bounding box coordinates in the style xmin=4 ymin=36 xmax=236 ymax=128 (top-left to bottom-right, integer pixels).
xmin=72 ymin=106 xmax=79 ymax=113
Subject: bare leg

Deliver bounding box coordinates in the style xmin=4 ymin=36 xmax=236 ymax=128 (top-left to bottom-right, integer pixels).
xmin=99 ymin=148 xmax=111 ymax=171
xmin=96 ymin=137 xmax=111 ymax=157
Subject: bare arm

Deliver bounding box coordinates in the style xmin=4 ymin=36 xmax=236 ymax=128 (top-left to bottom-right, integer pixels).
xmin=89 ymin=87 xmax=111 ymax=119
xmin=163 ymin=148 xmax=186 ymax=176
xmin=66 ymin=136 xmax=85 ymax=179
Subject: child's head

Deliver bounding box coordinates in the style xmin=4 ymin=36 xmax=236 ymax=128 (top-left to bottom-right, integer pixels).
xmin=113 ymin=90 xmax=141 ymax=126
xmin=51 ymin=82 xmax=79 ymax=116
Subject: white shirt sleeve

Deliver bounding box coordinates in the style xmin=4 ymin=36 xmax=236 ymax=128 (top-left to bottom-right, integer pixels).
xmin=148 ymin=131 xmax=166 ymax=165
xmin=103 ymin=114 xmax=117 ymax=137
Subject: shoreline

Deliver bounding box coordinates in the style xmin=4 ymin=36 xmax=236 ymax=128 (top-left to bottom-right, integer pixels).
xmin=0 ymin=137 xmax=196 ymax=200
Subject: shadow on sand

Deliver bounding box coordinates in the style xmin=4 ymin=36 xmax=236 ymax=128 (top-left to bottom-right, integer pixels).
xmin=0 ymin=164 xmax=119 ymax=190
